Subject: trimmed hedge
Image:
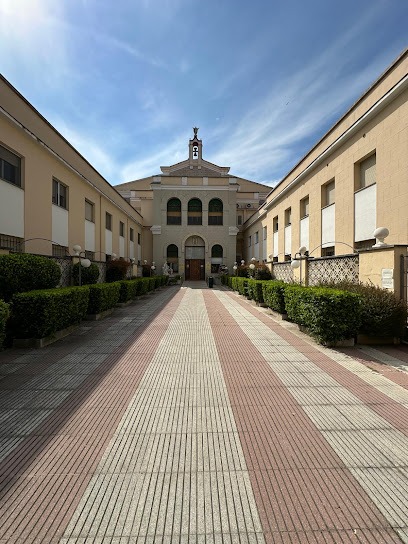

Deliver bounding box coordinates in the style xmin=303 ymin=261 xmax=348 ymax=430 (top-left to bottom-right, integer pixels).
xmin=246 ymin=279 xmax=265 ymax=303
xmin=231 ymin=277 xmax=248 ymax=296
xmin=0 ymin=254 xmax=61 ymax=301
xmin=87 ymin=282 xmax=121 ymax=314
xmin=322 ymin=281 xmax=408 ymax=338
xmin=10 ymin=287 xmax=89 ymax=339
xmin=262 ymin=280 xmax=287 ymax=313
xmin=0 ymin=300 xmax=10 ymax=349
xmin=284 ymin=285 xmax=362 ymax=344
xmin=118 ymin=280 xmax=138 ymax=303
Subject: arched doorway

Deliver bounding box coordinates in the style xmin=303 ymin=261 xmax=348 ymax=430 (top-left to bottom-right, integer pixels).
xmin=185 ymin=235 xmax=205 ymax=280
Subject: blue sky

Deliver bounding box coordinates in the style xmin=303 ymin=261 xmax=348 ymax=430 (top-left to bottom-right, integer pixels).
xmin=1 ymin=0 xmax=407 ymax=187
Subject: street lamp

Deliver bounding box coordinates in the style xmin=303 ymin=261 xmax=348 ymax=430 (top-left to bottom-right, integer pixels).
xmin=72 ymin=245 xmax=91 ymax=286
xmin=290 ymin=246 xmax=307 ymax=284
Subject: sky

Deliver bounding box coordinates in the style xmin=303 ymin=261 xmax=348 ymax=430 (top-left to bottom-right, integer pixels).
xmin=0 ymin=0 xmax=407 ymax=187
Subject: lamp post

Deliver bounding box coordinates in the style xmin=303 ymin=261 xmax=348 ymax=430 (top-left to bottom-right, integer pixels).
xmin=72 ymin=245 xmax=92 ymax=286
xmin=290 ymin=246 xmax=307 ymax=285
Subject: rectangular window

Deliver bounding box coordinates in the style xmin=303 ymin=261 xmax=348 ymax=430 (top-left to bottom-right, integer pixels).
xmin=0 ymin=234 xmax=23 ymax=252
xmin=300 ymin=196 xmax=309 ymax=218
xmin=273 ymin=216 xmax=278 ymax=232
xmin=0 ymin=145 xmax=21 ymax=187
xmin=358 ymin=154 xmax=376 ymax=190
xmin=52 ymin=178 xmax=68 ymax=209
xmin=321 ymin=246 xmax=335 ymax=257
xmin=52 ymin=244 xmax=68 ymax=257
xmin=322 ymin=180 xmax=335 ymax=207
xmin=285 ymin=208 xmax=292 ymax=226
xmin=105 ymin=212 xmax=112 ymax=231
xmin=255 ymin=231 xmax=259 ymax=244
xmin=120 ymin=221 xmax=125 ymax=237
xmin=249 ymin=236 xmax=252 ymax=247
xmin=129 ymin=227 xmax=134 ymax=242
xmin=85 ymin=200 xmax=94 ymax=222
xmin=137 ymin=232 xmax=141 ymax=245
xmin=263 ymin=226 xmax=267 ymax=240
xmin=237 ymin=215 xmax=243 ymax=226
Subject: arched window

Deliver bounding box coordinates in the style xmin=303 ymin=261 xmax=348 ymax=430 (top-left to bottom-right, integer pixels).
xmin=208 ymin=198 xmax=223 ymax=225
xmin=166 ymin=244 xmax=179 ymax=273
xmin=211 ymin=244 xmax=223 ymax=273
xmin=188 ymin=198 xmax=202 ymax=225
xmin=167 ymin=198 xmax=181 ymax=225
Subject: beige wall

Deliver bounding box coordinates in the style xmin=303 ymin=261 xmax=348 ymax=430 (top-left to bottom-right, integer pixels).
xmin=245 ymin=52 xmax=408 ymax=263
xmin=0 ymin=78 xmax=142 ymax=260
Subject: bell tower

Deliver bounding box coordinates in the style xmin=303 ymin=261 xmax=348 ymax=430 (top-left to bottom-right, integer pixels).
xmin=189 ymin=127 xmax=203 ymax=163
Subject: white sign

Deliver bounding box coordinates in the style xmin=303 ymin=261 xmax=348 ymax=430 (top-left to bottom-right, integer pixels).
xmin=382 ymin=268 xmax=394 ymax=290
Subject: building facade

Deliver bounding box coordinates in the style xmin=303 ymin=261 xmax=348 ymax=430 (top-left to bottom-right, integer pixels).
xmin=116 ymin=130 xmax=270 ymax=278
xmin=245 ymin=49 xmax=408 ymax=264
xmin=0 ymin=76 xmax=143 ymax=262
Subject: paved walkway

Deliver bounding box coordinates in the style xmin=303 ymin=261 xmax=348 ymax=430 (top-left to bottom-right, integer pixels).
xmin=0 ymin=284 xmax=408 ymax=544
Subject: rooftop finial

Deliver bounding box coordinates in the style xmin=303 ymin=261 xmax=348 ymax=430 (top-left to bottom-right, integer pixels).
xmin=193 ymin=127 xmax=199 ymax=138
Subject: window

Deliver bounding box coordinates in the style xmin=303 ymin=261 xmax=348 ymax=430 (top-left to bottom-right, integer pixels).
xmin=52 ymin=178 xmax=68 ymax=209
xmin=85 ymin=200 xmax=94 ymax=222
xmin=120 ymin=221 xmax=125 ymax=237
xmin=248 ymin=236 xmax=252 ymax=247
xmin=237 ymin=215 xmax=243 ymax=226
xmin=0 ymin=145 xmax=21 ymax=187
xmin=300 ymin=196 xmax=309 ymax=218
xmin=167 ymin=198 xmax=182 ymax=225
xmin=208 ymin=198 xmax=223 ymax=225
xmin=211 ymin=244 xmax=223 ymax=258
xmin=322 ymin=180 xmax=335 ymax=207
xmin=130 ymin=228 xmax=134 ymax=242
xmin=273 ymin=216 xmax=278 ymax=232
xmin=357 ymin=154 xmax=376 ymax=190
xmin=166 ymin=244 xmax=179 ymax=273
xmin=0 ymin=234 xmax=23 ymax=252
xmin=85 ymin=250 xmax=95 ymax=260
xmin=321 ymin=246 xmax=335 ymax=257
xmin=285 ymin=208 xmax=292 ymax=226
xmin=52 ymin=244 xmax=68 ymax=257
xmin=137 ymin=232 xmax=141 ymax=245
xmin=105 ymin=212 xmax=112 ymax=231
xmin=255 ymin=231 xmax=259 ymax=244
xmin=188 ymin=198 xmax=202 ymax=225
xmin=263 ymin=226 xmax=267 ymax=240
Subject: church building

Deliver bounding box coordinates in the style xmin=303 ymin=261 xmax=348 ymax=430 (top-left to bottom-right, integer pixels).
xmin=116 ymin=129 xmax=270 ymax=279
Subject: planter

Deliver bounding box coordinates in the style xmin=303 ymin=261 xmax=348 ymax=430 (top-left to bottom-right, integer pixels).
xmin=85 ymin=308 xmax=115 ymax=321
xmin=13 ymin=324 xmax=79 ymax=349
xmin=356 ymin=334 xmax=400 ymax=345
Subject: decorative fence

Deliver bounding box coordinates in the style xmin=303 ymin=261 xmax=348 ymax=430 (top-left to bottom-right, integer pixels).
xmin=307 ymin=254 xmax=359 ymax=286
xmin=272 ymin=262 xmax=294 ymax=283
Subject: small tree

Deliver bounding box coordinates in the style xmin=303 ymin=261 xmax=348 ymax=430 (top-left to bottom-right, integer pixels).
xmin=72 ymin=262 xmax=100 ymax=285
xmin=106 ymin=259 xmax=130 ymax=282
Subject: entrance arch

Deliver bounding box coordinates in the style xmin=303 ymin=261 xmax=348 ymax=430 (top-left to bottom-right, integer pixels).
xmin=184 ymin=235 xmax=205 ymax=280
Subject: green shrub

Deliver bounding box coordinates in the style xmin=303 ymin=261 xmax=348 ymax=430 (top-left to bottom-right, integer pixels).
xmin=0 ymin=254 xmax=61 ymax=301
xmin=87 ymin=282 xmax=121 ymax=314
xmin=137 ymin=278 xmax=150 ymax=295
xmin=236 ymin=265 xmax=249 ymax=277
xmin=147 ymin=277 xmax=156 ymax=291
xmin=72 ymin=262 xmax=100 ymax=285
xmin=232 ymin=277 xmax=248 ymax=296
xmin=220 ymin=274 xmax=229 ymax=286
xmin=10 ymin=287 xmax=89 ymax=339
xmin=253 ymin=265 xmax=272 ymax=280
xmin=285 ymin=285 xmax=362 ymax=344
xmin=247 ymin=279 xmax=265 ymax=303
xmin=118 ymin=280 xmax=139 ymax=303
xmin=154 ymin=276 xmax=161 ymax=289
xmin=326 ymin=281 xmax=408 ymax=337
xmin=262 ymin=280 xmax=287 ymax=313
xmin=106 ymin=260 xmax=130 ymax=282
xmin=0 ymin=300 xmax=10 ymax=348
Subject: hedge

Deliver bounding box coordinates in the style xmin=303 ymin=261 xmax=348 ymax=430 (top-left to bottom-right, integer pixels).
xmin=72 ymin=262 xmax=100 ymax=285
xmin=87 ymin=282 xmax=121 ymax=314
xmin=262 ymin=280 xmax=287 ymax=313
xmin=0 ymin=300 xmax=10 ymax=348
xmin=246 ymin=279 xmax=265 ymax=303
xmin=231 ymin=277 xmax=248 ymax=296
xmin=118 ymin=280 xmax=139 ymax=303
xmin=0 ymin=254 xmax=61 ymax=301
xmin=322 ymin=281 xmax=408 ymax=338
xmin=10 ymin=287 xmax=89 ymax=339
xmin=284 ymin=285 xmax=362 ymax=344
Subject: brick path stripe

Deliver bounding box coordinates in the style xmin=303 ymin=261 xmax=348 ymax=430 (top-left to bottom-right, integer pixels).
xmin=205 ymin=290 xmax=404 ymax=544
xmin=0 ymin=288 xmax=183 ymax=543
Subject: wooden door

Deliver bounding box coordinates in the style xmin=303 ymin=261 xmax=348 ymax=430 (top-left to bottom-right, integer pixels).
xmin=186 ymin=259 xmax=205 ymax=280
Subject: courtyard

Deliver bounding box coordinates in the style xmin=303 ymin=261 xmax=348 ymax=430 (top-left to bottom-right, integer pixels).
xmin=0 ymin=284 xmax=407 ymax=543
